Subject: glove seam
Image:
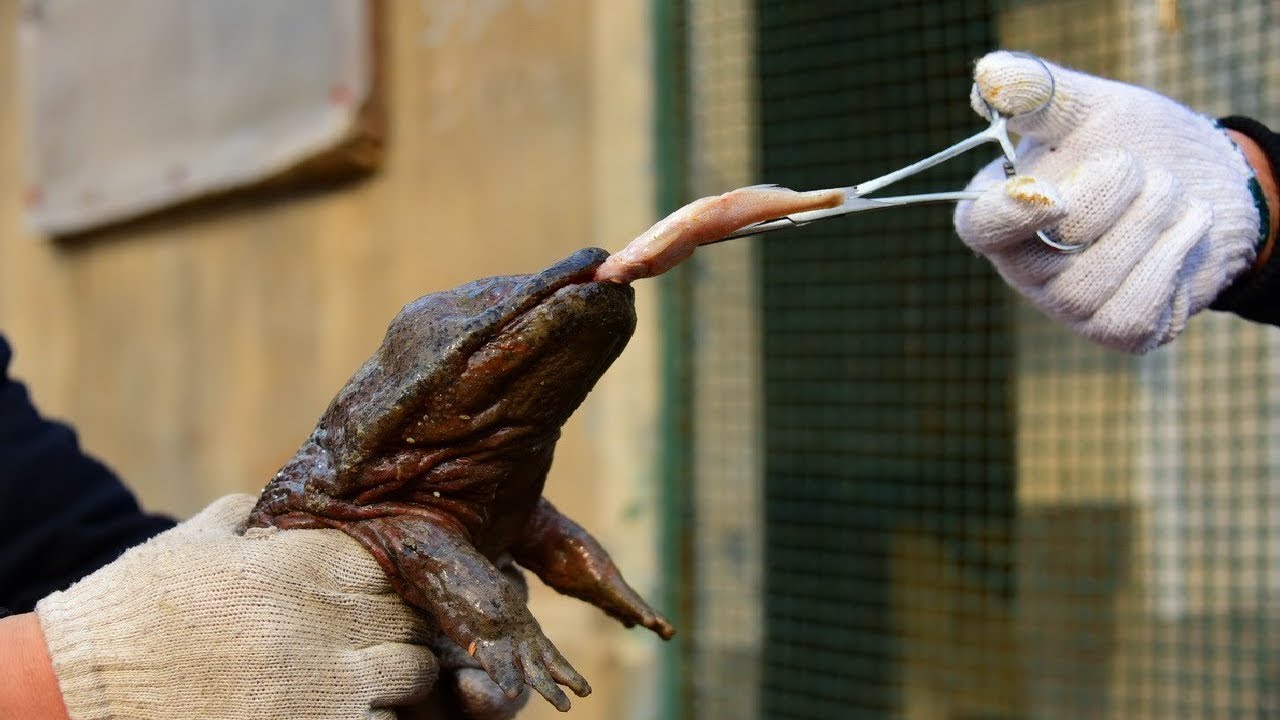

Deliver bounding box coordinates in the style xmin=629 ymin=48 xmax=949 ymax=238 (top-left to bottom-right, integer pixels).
xmin=1211 ymin=116 xmax=1280 ymax=324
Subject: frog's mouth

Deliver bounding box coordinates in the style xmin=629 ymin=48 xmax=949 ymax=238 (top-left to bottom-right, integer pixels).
xmin=459 ymin=248 xmax=616 ymax=342
xmin=318 ymin=248 xmax=636 ymax=476
xmin=431 ymin=247 xmax=637 ymax=438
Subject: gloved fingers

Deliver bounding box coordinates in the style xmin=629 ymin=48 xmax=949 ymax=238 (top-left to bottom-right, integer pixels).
xmin=175 ymin=494 xmax=259 ymax=536
xmin=984 ymin=236 xmax=1074 ymax=289
xmin=959 ymin=147 xmax=1148 ymax=292
xmin=356 ymin=642 xmax=440 ymax=709
xmin=954 ymin=171 xmax=1066 ymax=255
xmin=1044 ymin=165 xmax=1182 ymax=320
xmin=240 ymin=536 xmax=435 ymax=645
xmin=968 ymin=148 xmax=1141 ymax=260
xmin=260 ymin=527 xmax=402 ymax=597
xmin=970 ymin=51 xmax=1103 ymax=143
xmin=1047 ymin=148 xmax=1145 ymax=251
xmin=1081 ymin=200 xmax=1212 ymax=352
xmin=333 ymin=590 xmax=434 ymax=646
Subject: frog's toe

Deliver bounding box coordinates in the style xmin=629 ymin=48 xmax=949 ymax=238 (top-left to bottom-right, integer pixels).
xmin=472 ymin=640 xmax=524 ymax=699
xmin=518 ymin=643 xmax=572 ymax=712
xmin=454 ymin=668 xmax=530 ymax=720
xmin=541 ymin=644 xmax=591 ymax=698
xmin=645 ymin=612 xmax=677 ymax=640
xmin=608 ymin=595 xmax=677 ymax=640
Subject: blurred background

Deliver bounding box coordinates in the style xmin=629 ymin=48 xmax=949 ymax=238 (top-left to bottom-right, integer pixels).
xmin=2 ymin=1 xmax=1278 ymax=719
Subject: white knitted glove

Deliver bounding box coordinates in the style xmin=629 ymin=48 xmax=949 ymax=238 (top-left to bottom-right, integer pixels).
xmin=953 ymin=51 xmax=1267 ymax=353
xmin=34 ymin=494 xmax=437 ymax=720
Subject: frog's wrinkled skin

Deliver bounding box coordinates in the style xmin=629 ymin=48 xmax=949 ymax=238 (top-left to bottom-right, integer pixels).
xmin=248 ymin=247 xmax=674 ymax=712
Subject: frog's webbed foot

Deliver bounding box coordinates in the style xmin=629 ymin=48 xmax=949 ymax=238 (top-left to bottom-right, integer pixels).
xmin=466 ymin=623 xmax=590 ymax=712
xmin=343 ymin=515 xmax=591 ymax=712
xmin=421 ymin=556 xmax=532 ymax=720
xmin=513 ymin=498 xmax=676 ymax=640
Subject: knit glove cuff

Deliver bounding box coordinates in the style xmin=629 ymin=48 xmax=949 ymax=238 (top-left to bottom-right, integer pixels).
xmin=1208 ymin=115 xmax=1280 ymax=324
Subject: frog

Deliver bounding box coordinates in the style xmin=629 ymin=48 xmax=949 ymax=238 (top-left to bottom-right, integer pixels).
xmin=248 ymin=247 xmax=674 ymax=712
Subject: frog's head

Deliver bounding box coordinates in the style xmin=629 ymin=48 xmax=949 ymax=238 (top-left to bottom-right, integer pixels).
xmin=318 ymin=247 xmax=636 ymax=481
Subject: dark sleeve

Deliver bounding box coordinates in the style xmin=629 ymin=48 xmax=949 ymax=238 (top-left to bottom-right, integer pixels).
xmin=1208 ymin=116 xmax=1280 ymax=326
xmin=0 ymin=334 xmax=175 ymax=614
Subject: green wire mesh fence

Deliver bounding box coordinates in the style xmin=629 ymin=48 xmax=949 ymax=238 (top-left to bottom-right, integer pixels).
xmin=672 ymin=1 xmax=1280 ymax=718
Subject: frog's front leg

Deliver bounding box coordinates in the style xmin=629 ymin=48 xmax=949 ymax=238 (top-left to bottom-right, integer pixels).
xmin=512 ymin=498 xmax=676 ymax=640
xmin=343 ymin=514 xmax=591 ymax=712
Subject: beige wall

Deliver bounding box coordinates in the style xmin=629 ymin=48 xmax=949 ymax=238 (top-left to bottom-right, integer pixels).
xmin=0 ymin=2 xmax=666 ymax=718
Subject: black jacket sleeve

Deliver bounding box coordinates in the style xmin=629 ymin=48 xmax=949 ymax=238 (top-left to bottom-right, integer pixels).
xmin=1209 ymin=116 xmax=1280 ymax=326
xmin=0 ymin=334 xmax=174 ymax=614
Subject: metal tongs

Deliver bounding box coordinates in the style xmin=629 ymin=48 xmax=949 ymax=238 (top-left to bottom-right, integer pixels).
xmin=714 ymin=54 xmax=1076 ymax=252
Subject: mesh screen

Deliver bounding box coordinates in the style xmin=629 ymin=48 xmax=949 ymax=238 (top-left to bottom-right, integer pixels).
xmin=676 ymin=1 xmax=1280 ymax=719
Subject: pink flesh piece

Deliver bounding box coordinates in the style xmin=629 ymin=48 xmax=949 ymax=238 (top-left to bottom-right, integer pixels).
xmin=593 ymin=186 xmax=844 ymax=284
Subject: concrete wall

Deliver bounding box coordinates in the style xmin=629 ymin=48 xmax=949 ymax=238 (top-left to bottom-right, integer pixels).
xmin=0 ymin=2 xmax=666 ymax=718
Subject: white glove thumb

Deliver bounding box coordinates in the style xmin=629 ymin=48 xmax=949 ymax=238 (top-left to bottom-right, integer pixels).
xmin=969 ymin=50 xmax=1109 ymax=143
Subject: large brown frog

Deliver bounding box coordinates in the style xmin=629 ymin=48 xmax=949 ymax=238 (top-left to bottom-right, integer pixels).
xmin=248 ymin=247 xmax=673 ymax=712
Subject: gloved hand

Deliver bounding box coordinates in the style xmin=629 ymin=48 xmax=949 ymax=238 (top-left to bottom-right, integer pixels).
xmin=953 ymin=51 xmax=1271 ymax=353
xmin=35 ymin=494 xmax=437 ymax=720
